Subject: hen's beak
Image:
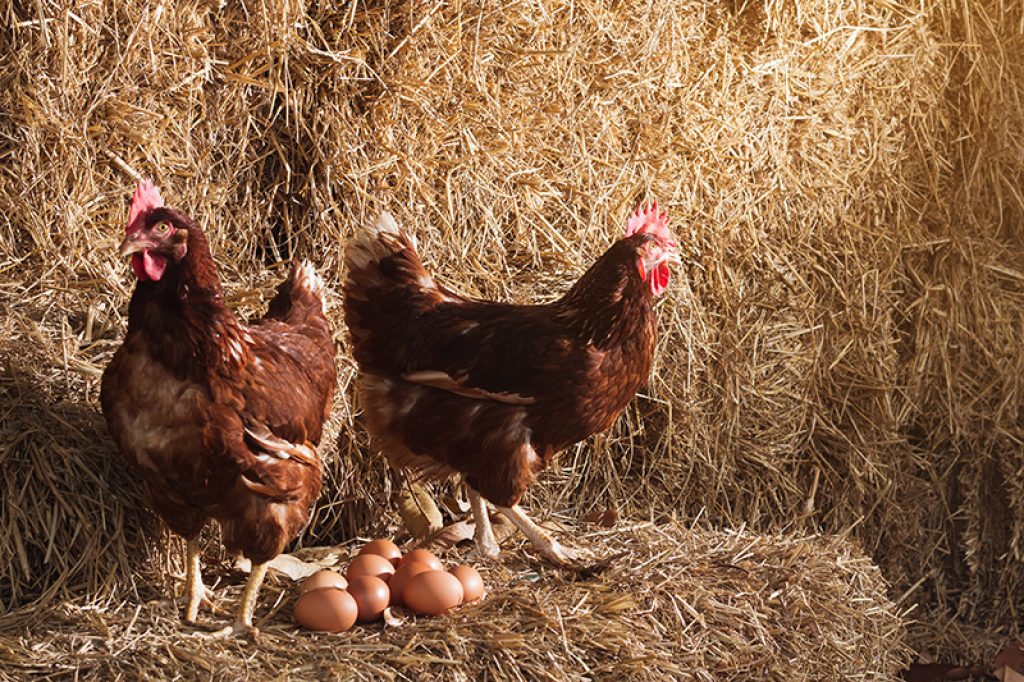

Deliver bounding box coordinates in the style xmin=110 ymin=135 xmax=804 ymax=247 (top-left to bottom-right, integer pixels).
xmin=118 ymin=233 xmax=158 ymax=257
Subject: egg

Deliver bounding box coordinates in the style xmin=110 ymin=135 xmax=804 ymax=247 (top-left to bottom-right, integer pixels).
xmin=359 ymin=539 xmax=403 ymax=567
xmin=399 ymin=548 xmax=443 ymax=572
xmin=403 ymin=570 xmax=464 ymax=616
xmin=449 ymin=564 xmax=484 ymax=603
xmin=347 ymin=575 xmax=391 ymax=622
xmin=293 ymin=587 xmax=358 ymax=632
xmin=346 ymin=553 xmax=396 ymax=583
xmin=388 ymin=561 xmax=432 ymax=607
xmin=299 ymin=569 xmax=348 ymax=594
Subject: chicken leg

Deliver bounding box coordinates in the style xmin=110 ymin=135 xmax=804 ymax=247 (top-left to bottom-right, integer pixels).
xmin=203 ymin=562 xmax=267 ymax=638
xmin=469 ymin=488 xmax=500 ymax=559
xmin=496 ymin=504 xmax=581 ymax=567
xmin=183 ymin=536 xmax=210 ymax=624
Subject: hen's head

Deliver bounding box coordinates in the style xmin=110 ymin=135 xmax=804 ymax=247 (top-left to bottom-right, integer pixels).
xmin=118 ymin=179 xmax=189 ymax=282
xmin=623 ymin=201 xmax=680 ymax=296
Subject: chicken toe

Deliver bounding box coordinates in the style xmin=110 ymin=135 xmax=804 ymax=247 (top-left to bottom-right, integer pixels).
xmin=197 ymin=561 xmax=267 ymax=638
xmin=496 ymin=504 xmax=584 ymax=568
xmin=536 ymin=537 xmax=582 ymax=567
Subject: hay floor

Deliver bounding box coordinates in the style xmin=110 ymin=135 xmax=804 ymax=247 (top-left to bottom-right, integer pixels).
xmin=0 ymin=522 xmax=909 ymax=681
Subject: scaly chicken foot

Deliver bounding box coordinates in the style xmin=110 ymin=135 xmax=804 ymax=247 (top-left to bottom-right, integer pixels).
xmin=183 ymin=537 xmax=216 ymax=624
xmin=198 ymin=561 xmax=267 ymax=639
xmin=469 ymin=488 xmax=501 ymax=560
xmin=496 ymin=504 xmax=584 ymax=568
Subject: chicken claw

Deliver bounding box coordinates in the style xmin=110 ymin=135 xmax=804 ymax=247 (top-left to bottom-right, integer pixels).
xmin=536 ymin=537 xmax=583 ymax=567
xmin=496 ymin=504 xmax=589 ymax=568
xmin=194 ymin=561 xmax=267 ymax=638
xmin=529 ymin=539 xmax=622 ymax=577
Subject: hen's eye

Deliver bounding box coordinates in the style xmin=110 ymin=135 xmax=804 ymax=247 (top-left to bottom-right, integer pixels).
xmin=154 ymin=222 xmax=170 ymax=234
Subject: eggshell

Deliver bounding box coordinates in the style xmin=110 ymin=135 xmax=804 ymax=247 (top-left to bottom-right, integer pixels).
xmin=299 ymin=569 xmax=348 ymax=594
xmin=403 ymin=570 xmax=464 ymax=616
xmin=346 ymin=553 xmax=396 ymax=583
xmin=347 ymin=575 xmax=391 ymax=622
xmin=293 ymin=587 xmax=357 ymax=632
xmin=399 ymin=549 xmax=443 ymax=572
xmin=359 ymin=539 xmax=403 ymax=567
xmin=388 ymin=561 xmax=432 ymax=607
xmin=449 ymin=564 xmax=484 ymax=603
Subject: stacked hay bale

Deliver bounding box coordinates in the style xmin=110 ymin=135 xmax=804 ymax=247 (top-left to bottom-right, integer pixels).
xmin=0 ymin=0 xmax=1020 ymax=664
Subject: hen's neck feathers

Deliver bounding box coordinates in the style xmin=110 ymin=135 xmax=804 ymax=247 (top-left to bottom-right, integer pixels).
xmin=128 ymin=219 xmax=245 ymax=375
xmin=175 ymin=225 xmax=224 ymax=299
xmin=556 ymin=238 xmax=653 ymax=348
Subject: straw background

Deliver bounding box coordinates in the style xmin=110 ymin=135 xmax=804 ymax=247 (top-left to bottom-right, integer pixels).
xmin=1 ymin=0 xmax=1021 ymax=672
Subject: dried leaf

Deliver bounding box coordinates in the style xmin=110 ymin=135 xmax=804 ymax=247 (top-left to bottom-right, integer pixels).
xmin=239 ymin=546 xmax=344 ymax=581
xmin=997 ymin=668 xmax=1024 ymax=682
xmin=994 ymin=642 xmax=1024 ymax=675
xmin=289 ymin=544 xmax=344 ymax=565
xmin=415 ymin=520 xmax=475 ymax=552
xmin=398 ymin=483 xmax=443 ymax=539
xmin=266 ymin=553 xmax=324 ymax=581
xmin=583 ymin=508 xmax=619 ymax=528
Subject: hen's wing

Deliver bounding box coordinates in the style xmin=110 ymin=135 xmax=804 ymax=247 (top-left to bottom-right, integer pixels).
xmin=210 ymin=262 xmax=336 ymax=500
xmin=367 ymin=300 xmax=596 ymax=404
xmin=344 ymin=213 xmax=591 ymax=404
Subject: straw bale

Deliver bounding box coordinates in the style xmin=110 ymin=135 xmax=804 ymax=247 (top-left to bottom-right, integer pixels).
xmin=0 ymin=0 xmax=1020 ymax=666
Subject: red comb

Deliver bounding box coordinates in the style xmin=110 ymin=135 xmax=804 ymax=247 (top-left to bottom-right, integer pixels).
xmin=126 ymin=178 xmax=164 ymax=233
xmin=624 ymin=200 xmax=672 ymax=242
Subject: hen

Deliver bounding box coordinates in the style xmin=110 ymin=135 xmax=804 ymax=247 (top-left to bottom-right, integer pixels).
xmin=343 ymin=203 xmax=678 ymax=565
xmin=101 ymin=180 xmax=336 ymax=635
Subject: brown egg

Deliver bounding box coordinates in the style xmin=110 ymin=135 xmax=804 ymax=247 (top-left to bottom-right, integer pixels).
xmin=346 ymin=553 xmax=396 ymax=583
xmin=399 ymin=549 xmax=443 ymax=572
xmin=403 ymin=570 xmax=464 ymax=616
xmin=299 ymin=569 xmax=348 ymax=594
xmin=347 ymin=575 xmax=390 ymax=622
xmin=359 ymin=539 xmax=403 ymax=567
xmin=388 ymin=561 xmax=432 ymax=607
xmin=293 ymin=587 xmax=358 ymax=632
xmin=449 ymin=564 xmax=484 ymax=603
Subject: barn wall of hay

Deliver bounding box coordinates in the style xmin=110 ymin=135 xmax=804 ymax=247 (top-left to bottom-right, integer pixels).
xmin=1 ymin=0 xmax=1021 ymax=658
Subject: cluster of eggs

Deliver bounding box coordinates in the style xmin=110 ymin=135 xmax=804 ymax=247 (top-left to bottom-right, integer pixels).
xmin=293 ymin=540 xmax=484 ymax=633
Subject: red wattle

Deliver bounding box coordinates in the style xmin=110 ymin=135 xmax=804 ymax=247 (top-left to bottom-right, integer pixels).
xmin=649 ymin=263 xmax=671 ymax=296
xmin=132 ymin=250 xmax=168 ymax=281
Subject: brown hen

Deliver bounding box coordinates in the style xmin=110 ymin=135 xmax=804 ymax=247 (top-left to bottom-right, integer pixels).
xmin=343 ymin=203 xmax=678 ymax=565
xmin=101 ymin=180 xmax=336 ymax=635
